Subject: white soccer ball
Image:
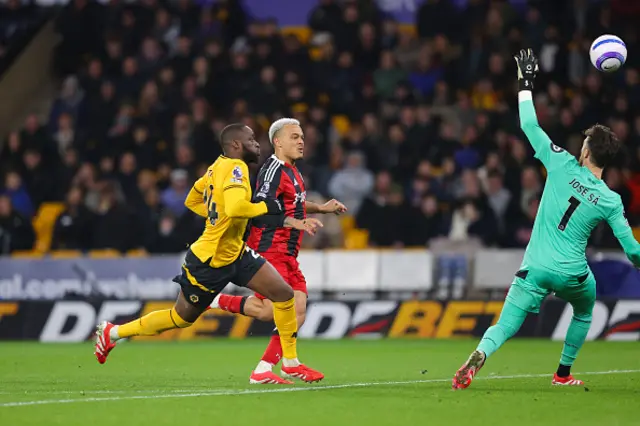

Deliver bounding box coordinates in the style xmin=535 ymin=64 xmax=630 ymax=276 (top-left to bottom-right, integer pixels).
xmin=590 ymin=34 xmax=627 ymax=72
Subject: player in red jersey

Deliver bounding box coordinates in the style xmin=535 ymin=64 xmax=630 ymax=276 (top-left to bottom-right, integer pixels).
xmin=209 ymin=118 xmax=347 ymax=384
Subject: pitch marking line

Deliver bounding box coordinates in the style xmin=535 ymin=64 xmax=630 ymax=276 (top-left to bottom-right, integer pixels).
xmin=1 ymin=369 xmax=639 ymax=408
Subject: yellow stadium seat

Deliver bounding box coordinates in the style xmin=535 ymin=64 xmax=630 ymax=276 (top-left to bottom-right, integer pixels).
xmin=88 ymin=249 xmax=121 ymax=258
xmin=127 ymin=248 xmax=149 ymax=257
xmin=331 ymin=115 xmax=350 ymax=137
xmin=344 ymin=229 xmax=369 ymax=250
xmin=280 ymin=26 xmax=312 ymax=45
xmin=398 ymin=24 xmax=416 ymax=35
xmin=339 ymin=215 xmax=356 ymax=232
xmin=11 ymin=250 xmax=43 ymax=258
xmin=32 ymin=202 xmax=65 ymax=253
xmin=50 ymin=250 xmax=82 ymax=259
xmin=633 ymin=227 xmax=640 ymax=242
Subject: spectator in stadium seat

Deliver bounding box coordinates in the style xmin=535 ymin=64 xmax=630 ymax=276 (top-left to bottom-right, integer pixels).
xmin=160 ymin=169 xmax=190 ymax=217
xmin=116 ymin=152 xmax=139 ymax=202
xmin=138 ymin=37 xmax=165 ymax=79
xmin=49 ymin=75 xmax=85 ymax=133
xmin=52 ymin=113 xmax=79 ymax=157
xmin=485 ymin=170 xmax=512 ymax=242
xmin=118 ymin=57 xmax=143 ymax=101
xmin=146 ymin=211 xmax=190 ymax=254
xmin=57 ymin=149 xmax=80 ymax=199
xmin=0 ymin=194 xmax=35 ymax=254
xmin=20 ymin=115 xmax=50 ymax=156
xmin=373 ymin=50 xmax=407 ymax=100
xmin=445 ymin=199 xmax=497 ymax=246
xmin=328 ymin=151 xmax=374 ymax=215
xmin=0 ymin=131 xmax=24 ymax=173
xmin=80 ymin=58 xmax=104 ymax=102
xmin=52 ymin=186 xmax=95 ymax=251
xmin=518 ymin=165 xmax=543 ymax=215
xmin=2 ymin=171 xmax=33 ymax=218
xmin=22 ymin=149 xmax=56 ymax=209
xmin=91 ymin=181 xmax=140 ymax=252
xmin=409 ymin=193 xmax=446 ymax=247
xmin=356 ymin=170 xmax=391 ymax=232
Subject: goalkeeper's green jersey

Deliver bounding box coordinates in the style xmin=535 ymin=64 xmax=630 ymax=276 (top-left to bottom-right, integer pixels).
xmin=518 ymin=92 xmax=640 ymax=275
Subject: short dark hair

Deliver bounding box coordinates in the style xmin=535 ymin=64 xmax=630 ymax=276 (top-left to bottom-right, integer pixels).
xmin=584 ymin=124 xmax=620 ymax=168
xmin=219 ymin=123 xmax=247 ymax=150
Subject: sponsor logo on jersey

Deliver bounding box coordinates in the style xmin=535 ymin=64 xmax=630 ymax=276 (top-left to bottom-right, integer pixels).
xmin=294 ymin=191 xmax=307 ymax=205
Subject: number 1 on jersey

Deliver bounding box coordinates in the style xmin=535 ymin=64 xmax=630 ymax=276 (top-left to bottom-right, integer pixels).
xmin=203 ymin=184 xmax=218 ymax=225
xmin=558 ymin=196 xmax=581 ymax=231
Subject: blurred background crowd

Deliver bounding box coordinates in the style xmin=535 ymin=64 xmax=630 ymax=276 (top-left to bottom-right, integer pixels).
xmin=1 ymin=0 xmax=640 ymax=255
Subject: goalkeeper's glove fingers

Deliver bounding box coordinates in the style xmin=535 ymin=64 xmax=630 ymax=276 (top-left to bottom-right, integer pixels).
xmin=514 ymin=48 xmax=539 ymax=90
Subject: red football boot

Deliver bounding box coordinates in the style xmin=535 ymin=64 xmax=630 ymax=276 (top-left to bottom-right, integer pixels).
xmin=94 ymin=321 xmax=117 ymax=364
xmin=452 ymin=350 xmax=486 ymax=390
xmin=552 ymin=373 xmax=584 ymax=386
xmin=249 ymin=370 xmax=293 ymax=385
xmin=281 ymin=363 xmax=324 ymax=383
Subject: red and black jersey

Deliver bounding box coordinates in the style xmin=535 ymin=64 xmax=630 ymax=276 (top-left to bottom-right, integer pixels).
xmin=247 ymin=155 xmax=307 ymax=257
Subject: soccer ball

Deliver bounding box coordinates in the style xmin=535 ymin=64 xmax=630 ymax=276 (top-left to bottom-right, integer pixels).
xmin=590 ymin=35 xmax=627 ymax=72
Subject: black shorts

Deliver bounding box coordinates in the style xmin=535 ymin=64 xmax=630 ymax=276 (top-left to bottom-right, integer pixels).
xmin=172 ymin=246 xmax=266 ymax=310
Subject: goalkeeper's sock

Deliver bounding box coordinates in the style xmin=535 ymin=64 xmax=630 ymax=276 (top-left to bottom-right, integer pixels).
xmin=216 ymin=295 xmax=247 ymax=314
xmin=113 ymin=308 xmax=192 ymax=340
xmin=556 ymin=364 xmax=571 ymax=378
xmin=476 ymin=300 xmax=527 ymax=358
xmin=272 ymin=298 xmax=298 ymax=362
xmin=559 ymin=313 xmax=591 ymax=368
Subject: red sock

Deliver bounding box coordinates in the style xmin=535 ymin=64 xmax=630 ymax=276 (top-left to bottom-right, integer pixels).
xmin=217 ymin=295 xmax=246 ymax=314
xmin=261 ymin=333 xmax=282 ymax=365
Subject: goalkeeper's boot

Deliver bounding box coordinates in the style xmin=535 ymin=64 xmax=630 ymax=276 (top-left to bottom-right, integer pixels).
xmin=94 ymin=321 xmax=117 ymax=364
xmin=250 ymin=370 xmax=293 ymax=385
xmin=281 ymin=362 xmax=324 ymax=383
xmin=452 ymin=350 xmax=486 ymax=390
xmin=552 ymin=373 xmax=584 ymax=386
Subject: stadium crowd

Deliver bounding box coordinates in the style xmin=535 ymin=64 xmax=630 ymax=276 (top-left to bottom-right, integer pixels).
xmin=1 ymin=0 xmax=640 ymax=255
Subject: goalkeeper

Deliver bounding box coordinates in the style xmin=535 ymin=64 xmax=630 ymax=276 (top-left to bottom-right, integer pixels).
xmin=452 ymin=49 xmax=640 ymax=389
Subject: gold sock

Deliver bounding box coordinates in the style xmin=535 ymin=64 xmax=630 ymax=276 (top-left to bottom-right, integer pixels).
xmin=272 ymin=298 xmax=298 ymax=359
xmin=117 ymin=308 xmax=192 ymax=338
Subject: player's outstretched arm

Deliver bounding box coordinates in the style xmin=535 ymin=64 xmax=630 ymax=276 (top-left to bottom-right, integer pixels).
xmin=606 ymin=202 xmax=640 ymax=267
xmin=306 ymin=199 xmax=348 ymax=215
xmin=515 ymin=49 xmax=573 ymax=172
xmin=184 ymin=177 xmax=208 ymax=218
xmin=224 ymin=163 xmax=282 ymax=219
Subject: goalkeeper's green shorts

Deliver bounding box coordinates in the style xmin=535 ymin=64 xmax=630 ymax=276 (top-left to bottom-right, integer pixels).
xmin=505 ymin=266 xmax=596 ymax=314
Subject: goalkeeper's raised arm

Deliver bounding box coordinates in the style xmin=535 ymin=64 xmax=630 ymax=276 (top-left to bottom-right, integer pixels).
xmin=515 ymin=48 xmax=575 ymax=173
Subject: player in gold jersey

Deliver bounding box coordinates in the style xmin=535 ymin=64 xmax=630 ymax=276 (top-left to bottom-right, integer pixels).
xmin=94 ymin=124 xmax=324 ymax=382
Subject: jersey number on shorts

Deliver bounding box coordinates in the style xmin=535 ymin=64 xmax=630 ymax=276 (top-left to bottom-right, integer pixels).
xmin=558 ymin=196 xmax=581 ymax=231
xmin=203 ymin=184 xmax=218 ymax=225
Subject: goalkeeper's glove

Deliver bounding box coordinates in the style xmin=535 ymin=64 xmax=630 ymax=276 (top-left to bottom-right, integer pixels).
xmin=514 ymin=48 xmax=539 ymax=91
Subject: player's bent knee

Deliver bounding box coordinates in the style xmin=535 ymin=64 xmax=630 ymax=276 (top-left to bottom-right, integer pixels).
xmin=257 ymin=308 xmax=274 ymax=322
xmin=270 ymin=283 xmax=295 ymax=302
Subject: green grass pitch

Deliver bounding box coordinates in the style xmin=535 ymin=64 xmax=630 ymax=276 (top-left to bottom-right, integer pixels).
xmin=0 ymin=339 xmax=638 ymax=426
